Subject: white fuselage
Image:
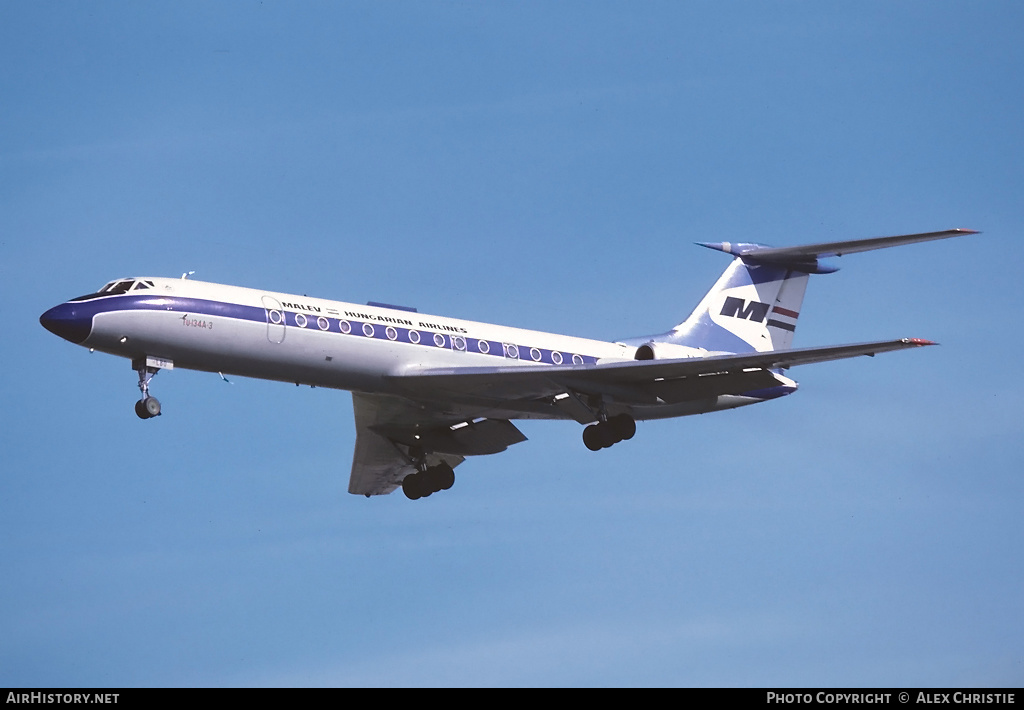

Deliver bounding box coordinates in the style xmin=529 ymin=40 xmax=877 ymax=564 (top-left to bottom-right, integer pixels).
xmin=92 ymin=277 xmax=634 ymax=382
xmin=43 ymin=276 xmax=778 ymax=423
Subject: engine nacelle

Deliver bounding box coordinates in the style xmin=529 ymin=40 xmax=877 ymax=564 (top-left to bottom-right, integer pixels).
xmin=633 ymin=341 xmax=706 ymax=361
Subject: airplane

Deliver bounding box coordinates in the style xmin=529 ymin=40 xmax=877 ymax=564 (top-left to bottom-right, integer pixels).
xmin=40 ymin=228 xmax=975 ymax=500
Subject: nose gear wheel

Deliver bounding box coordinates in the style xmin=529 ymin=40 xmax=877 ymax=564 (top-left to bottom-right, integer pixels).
xmin=133 ymin=360 xmax=162 ymax=420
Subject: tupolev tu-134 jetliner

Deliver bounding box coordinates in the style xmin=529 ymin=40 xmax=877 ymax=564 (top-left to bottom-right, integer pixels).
xmin=41 ymin=229 xmax=975 ymax=499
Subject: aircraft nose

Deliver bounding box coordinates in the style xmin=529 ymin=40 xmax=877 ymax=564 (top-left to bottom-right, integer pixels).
xmin=40 ymin=302 xmax=92 ymax=344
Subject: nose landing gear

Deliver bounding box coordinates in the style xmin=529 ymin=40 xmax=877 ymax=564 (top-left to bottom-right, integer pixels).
xmin=133 ymin=359 xmax=162 ymax=420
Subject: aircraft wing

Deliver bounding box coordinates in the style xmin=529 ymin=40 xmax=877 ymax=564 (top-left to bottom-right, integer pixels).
xmin=348 ymin=392 xmax=526 ymax=496
xmin=357 ymin=338 xmax=933 ymax=492
xmin=386 ymin=338 xmax=936 ymax=410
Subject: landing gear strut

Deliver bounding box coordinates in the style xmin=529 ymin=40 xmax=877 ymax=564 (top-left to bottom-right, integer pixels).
xmin=402 ymin=447 xmax=455 ymax=500
xmin=134 ymin=360 xmax=161 ymax=419
xmin=583 ymin=413 xmax=635 ymax=451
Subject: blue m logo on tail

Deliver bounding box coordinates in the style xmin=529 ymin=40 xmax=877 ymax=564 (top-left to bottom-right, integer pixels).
xmin=720 ymin=297 xmax=770 ymax=323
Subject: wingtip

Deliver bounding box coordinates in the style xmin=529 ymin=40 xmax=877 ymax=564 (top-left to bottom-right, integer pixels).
xmin=904 ymin=338 xmax=938 ymax=346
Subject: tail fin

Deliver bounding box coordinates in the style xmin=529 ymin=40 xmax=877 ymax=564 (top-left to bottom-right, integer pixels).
xmin=662 ymin=258 xmax=808 ymax=353
xmin=637 ymin=228 xmax=977 ymax=355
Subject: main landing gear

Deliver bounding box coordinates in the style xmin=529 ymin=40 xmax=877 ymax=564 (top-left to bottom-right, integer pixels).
xmin=583 ymin=413 xmax=636 ymax=451
xmin=402 ymin=447 xmax=456 ymax=500
xmin=134 ymin=360 xmax=161 ymax=420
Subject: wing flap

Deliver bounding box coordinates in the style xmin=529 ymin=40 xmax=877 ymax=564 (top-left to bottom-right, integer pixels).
xmin=347 ymin=418 xmax=410 ymax=496
xmin=642 ymin=369 xmax=781 ymax=403
xmin=349 ymin=392 xmax=465 ymax=496
xmin=348 ymin=392 xmax=526 ymax=496
xmin=373 ymin=417 xmax=527 ymax=456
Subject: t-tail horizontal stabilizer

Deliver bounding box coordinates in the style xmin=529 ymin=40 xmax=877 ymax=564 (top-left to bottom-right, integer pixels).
xmin=697 ymin=228 xmax=979 ymax=274
xmin=635 ymin=228 xmax=977 ymax=355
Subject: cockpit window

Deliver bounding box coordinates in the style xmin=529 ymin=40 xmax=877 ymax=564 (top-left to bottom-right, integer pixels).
xmin=103 ymin=280 xmax=135 ymax=295
xmin=69 ymin=279 xmax=149 ymax=302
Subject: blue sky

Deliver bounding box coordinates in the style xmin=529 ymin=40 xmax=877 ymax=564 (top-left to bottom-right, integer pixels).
xmin=2 ymin=1 xmax=1022 ymax=687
